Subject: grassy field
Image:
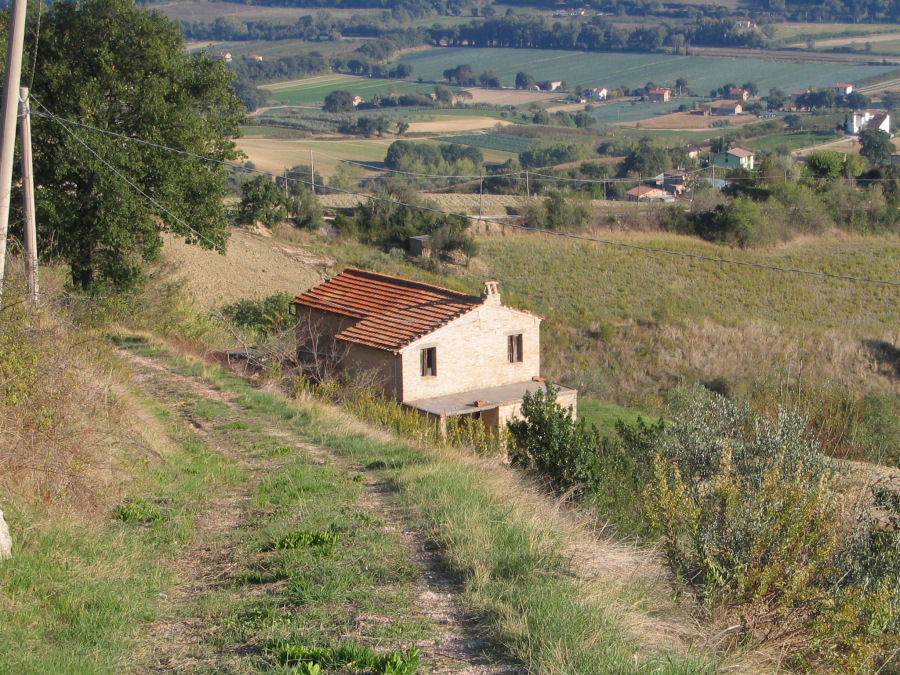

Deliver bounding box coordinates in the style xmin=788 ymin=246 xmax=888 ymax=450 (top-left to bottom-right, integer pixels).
xmin=742 ymin=130 xmax=837 ymax=153
xmin=261 ymin=74 xmax=433 ymax=105
xmin=474 ymin=232 xmax=899 ymax=338
xmin=395 ymin=47 xmax=900 ymax=93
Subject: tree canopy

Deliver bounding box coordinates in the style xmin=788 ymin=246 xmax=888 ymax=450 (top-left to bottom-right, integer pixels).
xmin=859 ymin=129 xmax=893 ymax=166
xmin=18 ymin=0 xmax=245 ymax=289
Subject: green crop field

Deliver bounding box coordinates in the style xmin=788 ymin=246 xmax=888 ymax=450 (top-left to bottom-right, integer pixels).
xmin=395 ymin=47 xmax=899 ymax=94
xmin=437 ymin=133 xmax=537 ymax=154
xmin=261 ymin=74 xmax=433 ymax=105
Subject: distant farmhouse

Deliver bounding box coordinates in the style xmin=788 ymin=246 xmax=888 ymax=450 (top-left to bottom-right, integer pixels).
xmin=713 ymin=147 xmax=755 ymax=170
xmin=846 ymin=110 xmax=891 ymax=135
xmin=291 ymin=268 xmax=576 ymax=431
xmin=648 ymin=87 xmax=671 ymax=102
xmin=626 ymin=185 xmax=672 ymax=201
xmin=713 ymin=101 xmax=743 ymax=116
xmin=727 ymin=87 xmax=749 ymax=101
xmin=833 ymin=83 xmax=854 ymax=96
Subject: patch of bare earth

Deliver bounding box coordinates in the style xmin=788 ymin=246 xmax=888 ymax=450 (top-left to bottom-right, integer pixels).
xmin=160 ymin=228 xmax=332 ymax=308
xmin=127 ymin=349 xmax=521 ymax=673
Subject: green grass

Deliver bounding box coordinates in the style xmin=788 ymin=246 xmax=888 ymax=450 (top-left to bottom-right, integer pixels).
xmin=261 ymin=74 xmax=433 ymax=105
xmin=396 ymin=47 xmax=899 ymax=94
xmin=0 ymin=368 xmax=246 ymax=672
xmin=742 ymin=130 xmax=837 ymax=153
xmin=579 ymin=396 xmax=659 ymax=435
xmin=183 ymin=352 xmax=716 ymax=672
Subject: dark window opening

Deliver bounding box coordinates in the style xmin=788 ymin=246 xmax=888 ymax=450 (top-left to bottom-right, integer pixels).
xmin=508 ymin=334 xmax=523 ymax=363
xmin=421 ymin=347 xmax=437 ymax=376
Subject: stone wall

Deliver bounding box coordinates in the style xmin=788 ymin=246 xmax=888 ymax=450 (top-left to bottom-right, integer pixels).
xmin=400 ymin=303 xmax=541 ymax=402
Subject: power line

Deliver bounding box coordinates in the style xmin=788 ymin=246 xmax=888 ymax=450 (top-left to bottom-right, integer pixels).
xmin=33 ymin=104 xmax=900 ymax=288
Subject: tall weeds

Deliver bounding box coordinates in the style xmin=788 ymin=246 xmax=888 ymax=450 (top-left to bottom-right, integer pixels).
xmin=296 ymin=374 xmax=507 ymax=456
xmin=0 ymin=266 xmax=128 ymax=514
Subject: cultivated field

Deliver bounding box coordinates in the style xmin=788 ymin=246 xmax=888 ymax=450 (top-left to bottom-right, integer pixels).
xmin=236 ymin=137 xmax=394 ymax=176
xmin=775 ymin=21 xmax=900 ymax=41
xmin=261 ymin=74 xmax=432 ymax=105
xmin=396 ymin=47 xmax=900 ymax=93
xmin=461 ymin=88 xmax=558 ymax=106
xmin=620 ymin=110 xmax=750 ymax=129
xmin=407 ymin=116 xmax=510 ymax=133
xmin=796 ymin=30 xmax=900 ymax=48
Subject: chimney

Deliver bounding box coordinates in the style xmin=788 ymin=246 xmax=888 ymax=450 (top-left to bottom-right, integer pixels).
xmin=482 ymin=280 xmax=500 ymax=305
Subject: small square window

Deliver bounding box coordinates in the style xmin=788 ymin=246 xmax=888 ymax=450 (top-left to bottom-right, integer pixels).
xmin=421 ymin=347 xmax=437 ymax=376
xmin=508 ymin=334 xmax=523 ymax=363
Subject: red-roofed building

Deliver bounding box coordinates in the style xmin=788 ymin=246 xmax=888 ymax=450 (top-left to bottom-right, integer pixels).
xmin=648 ymin=87 xmax=671 ymax=102
xmin=292 ymin=268 xmax=576 ymax=428
xmin=625 ymin=185 xmax=672 ymax=201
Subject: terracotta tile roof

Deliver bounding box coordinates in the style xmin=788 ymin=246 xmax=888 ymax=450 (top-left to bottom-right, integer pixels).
xmin=728 ymin=147 xmax=754 ymax=158
xmin=292 ymin=267 xmax=483 ymax=352
xmin=627 ymin=185 xmax=667 ymax=196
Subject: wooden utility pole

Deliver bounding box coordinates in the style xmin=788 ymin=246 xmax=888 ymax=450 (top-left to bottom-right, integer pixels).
xmin=18 ymin=87 xmax=37 ymax=303
xmin=479 ymin=174 xmax=483 ymax=218
xmin=309 ymin=149 xmax=315 ymax=194
xmin=0 ymin=0 xmax=28 ymax=303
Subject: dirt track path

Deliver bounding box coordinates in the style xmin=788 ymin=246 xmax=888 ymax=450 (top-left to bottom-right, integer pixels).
xmin=124 ymin=344 xmax=520 ymax=673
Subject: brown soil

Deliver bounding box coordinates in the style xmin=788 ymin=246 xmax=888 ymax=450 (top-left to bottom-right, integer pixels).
xmin=406 ymin=118 xmax=513 ymax=133
xmin=620 ymin=110 xmax=752 ymax=129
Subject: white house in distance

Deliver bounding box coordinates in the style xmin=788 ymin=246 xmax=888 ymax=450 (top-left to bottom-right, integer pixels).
xmin=846 ymin=110 xmax=892 ymax=135
xmin=713 ymin=147 xmax=755 ymax=170
xmin=833 ymin=83 xmax=854 ymax=96
xmin=291 ymin=268 xmax=576 ymax=430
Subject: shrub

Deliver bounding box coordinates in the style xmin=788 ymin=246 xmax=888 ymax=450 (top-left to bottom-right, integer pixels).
xmin=508 ymin=383 xmax=604 ymax=493
xmin=645 ymin=385 xmax=900 ymax=671
xmin=221 ymin=293 xmax=293 ymax=335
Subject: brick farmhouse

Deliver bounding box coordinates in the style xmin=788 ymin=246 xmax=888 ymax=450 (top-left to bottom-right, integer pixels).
xmin=292 ymin=268 xmax=576 ymax=430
